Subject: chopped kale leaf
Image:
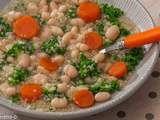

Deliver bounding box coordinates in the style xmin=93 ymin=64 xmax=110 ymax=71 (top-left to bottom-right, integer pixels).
xmin=100 ymin=3 xmax=124 ymax=26
xmin=74 ymin=53 xmax=100 ymax=79
xmin=9 ymin=68 xmax=30 ymax=86
xmin=122 ymin=48 xmax=144 ymax=71
xmin=89 ymin=80 xmax=120 ymax=94
xmin=0 ymin=17 xmax=12 ymax=38
xmin=33 ymin=14 xmax=47 ymax=26
xmin=9 ymin=94 xmax=20 ymax=103
xmin=5 ymin=42 xmax=35 ymax=58
xmin=66 ymin=6 xmax=77 ymax=18
xmin=41 ymin=36 xmax=66 ymax=56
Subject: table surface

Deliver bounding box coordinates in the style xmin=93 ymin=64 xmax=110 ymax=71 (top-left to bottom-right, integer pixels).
xmin=0 ymin=0 xmax=160 ymax=120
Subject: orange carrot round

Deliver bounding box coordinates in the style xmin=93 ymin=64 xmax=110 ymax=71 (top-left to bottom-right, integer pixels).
xmin=77 ymin=2 xmax=101 ymax=22
xmin=108 ymin=62 xmax=128 ymax=78
xmin=13 ymin=16 xmax=40 ymax=39
xmin=39 ymin=57 xmax=59 ymax=72
xmin=85 ymin=32 xmax=103 ymax=50
xmin=20 ymin=83 xmax=43 ymax=102
xmin=73 ymin=89 xmax=94 ymax=108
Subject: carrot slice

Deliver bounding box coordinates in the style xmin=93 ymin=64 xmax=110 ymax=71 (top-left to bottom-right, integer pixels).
xmin=13 ymin=16 xmax=40 ymax=39
xmin=77 ymin=2 xmax=101 ymax=22
xmin=39 ymin=57 xmax=59 ymax=72
xmin=108 ymin=62 xmax=128 ymax=78
xmin=20 ymin=83 xmax=43 ymax=102
xmin=73 ymin=89 xmax=94 ymax=108
xmin=85 ymin=32 xmax=103 ymax=50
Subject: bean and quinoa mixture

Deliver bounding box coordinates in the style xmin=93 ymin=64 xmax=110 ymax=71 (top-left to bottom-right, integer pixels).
xmin=0 ymin=0 xmax=144 ymax=112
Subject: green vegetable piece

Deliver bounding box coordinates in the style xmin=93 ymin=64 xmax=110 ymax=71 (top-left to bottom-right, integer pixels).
xmin=0 ymin=17 xmax=12 ymax=38
xmin=43 ymin=87 xmax=65 ymax=99
xmin=9 ymin=68 xmax=30 ymax=86
xmin=89 ymin=80 xmax=120 ymax=94
xmin=100 ymin=4 xmax=124 ymax=26
xmin=103 ymin=40 xmax=113 ymax=48
xmin=23 ymin=42 xmax=35 ymax=55
xmin=9 ymin=94 xmax=20 ymax=103
xmin=33 ymin=14 xmax=47 ymax=26
xmin=74 ymin=53 xmax=100 ymax=79
xmin=120 ymin=28 xmax=131 ymax=36
xmin=122 ymin=48 xmax=144 ymax=71
xmin=5 ymin=42 xmax=35 ymax=58
xmin=96 ymin=22 xmax=105 ymax=36
xmin=14 ymin=2 xmax=26 ymax=11
xmin=74 ymin=79 xmax=87 ymax=86
xmin=111 ymin=54 xmax=119 ymax=61
xmin=0 ymin=61 xmax=9 ymax=70
xmin=46 ymin=0 xmax=52 ymax=4
xmin=66 ymin=6 xmax=77 ymax=18
xmin=41 ymin=36 xmax=66 ymax=56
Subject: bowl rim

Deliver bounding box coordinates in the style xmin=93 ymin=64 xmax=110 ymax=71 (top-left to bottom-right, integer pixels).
xmin=0 ymin=0 xmax=159 ymax=119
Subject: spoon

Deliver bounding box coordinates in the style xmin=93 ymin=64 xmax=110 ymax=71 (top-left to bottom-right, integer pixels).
xmin=100 ymin=27 xmax=160 ymax=54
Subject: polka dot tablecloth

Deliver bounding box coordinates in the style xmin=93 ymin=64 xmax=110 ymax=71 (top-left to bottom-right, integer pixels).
xmin=0 ymin=0 xmax=160 ymax=120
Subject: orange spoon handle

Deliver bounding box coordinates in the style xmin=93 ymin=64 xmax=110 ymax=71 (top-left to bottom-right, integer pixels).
xmin=124 ymin=27 xmax=160 ymax=48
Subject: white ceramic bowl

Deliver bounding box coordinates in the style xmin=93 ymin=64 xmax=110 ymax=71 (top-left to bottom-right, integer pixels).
xmin=0 ymin=0 xmax=159 ymax=119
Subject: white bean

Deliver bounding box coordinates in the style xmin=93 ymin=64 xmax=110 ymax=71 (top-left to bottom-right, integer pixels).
xmin=51 ymin=98 xmax=68 ymax=108
xmin=14 ymin=12 xmax=22 ymax=19
xmin=0 ymin=83 xmax=9 ymax=94
xmin=5 ymin=87 xmax=16 ymax=97
xmin=104 ymin=63 xmax=112 ymax=72
xmin=37 ymin=66 xmax=50 ymax=74
xmin=30 ymin=55 xmax=38 ymax=65
xmin=7 ymin=11 xmax=22 ymax=22
xmin=50 ymin=26 xmax=64 ymax=36
xmin=77 ymin=34 xmax=84 ymax=42
xmin=48 ymin=18 xmax=56 ymax=25
xmin=95 ymin=92 xmax=111 ymax=102
xmin=57 ymin=82 xmax=69 ymax=93
xmin=40 ymin=27 xmax=52 ymax=40
xmin=32 ymin=37 xmax=40 ymax=41
xmin=62 ymin=32 xmax=74 ymax=46
xmin=75 ymin=43 xmax=82 ymax=49
xmin=71 ymin=49 xmax=79 ymax=58
xmin=64 ymin=65 xmax=78 ymax=78
xmin=79 ymin=44 xmax=89 ymax=51
xmin=105 ymin=25 xmax=120 ymax=41
xmin=32 ymin=73 xmax=48 ymax=85
xmin=7 ymin=57 xmax=15 ymax=63
xmin=0 ymin=83 xmax=16 ymax=97
xmin=59 ymin=5 xmax=67 ymax=12
xmin=18 ymin=54 xmax=30 ymax=68
xmin=27 ymin=3 xmax=38 ymax=15
xmin=94 ymin=53 xmax=105 ymax=63
xmin=60 ymin=75 xmax=71 ymax=83
xmin=40 ymin=5 xmax=49 ymax=12
xmin=50 ymin=9 xmax=58 ymax=17
xmin=50 ymin=1 xmax=58 ymax=11
xmin=108 ymin=76 xmax=117 ymax=81
xmin=0 ymin=40 xmax=9 ymax=51
xmin=70 ymin=18 xmax=85 ymax=26
xmin=71 ymin=26 xmax=78 ymax=34
xmin=39 ymin=0 xmax=47 ymax=7
xmin=52 ymin=55 xmax=65 ymax=65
